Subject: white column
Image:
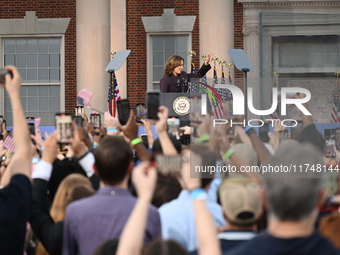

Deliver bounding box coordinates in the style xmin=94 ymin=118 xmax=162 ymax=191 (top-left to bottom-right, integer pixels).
xmin=110 ymin=0 xmax=127 ymax=98
xmin=199 ymin=0 xmax=234 ymax=78
xmin=76 ymin=0 xmax=110 ymax=113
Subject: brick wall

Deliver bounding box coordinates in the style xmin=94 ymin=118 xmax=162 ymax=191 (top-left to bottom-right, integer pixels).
xmin=0 ymin=0 xmax=77 ymax=113
xmin=126 ymin=0 xmax=200 ymax=107
xmin=234 ymin=0 xmax=245 ymax=90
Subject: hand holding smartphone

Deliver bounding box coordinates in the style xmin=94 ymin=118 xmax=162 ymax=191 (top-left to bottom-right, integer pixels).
xmin=26 ymin=117 xmax=36 ymax=136
xmin=55 ymin=113 xmax=73 ymax=144
xmin=117 ymin=99 xmax=130 ymax=125
xmin=0 ymin=69 xmax=13 ymax=84
xmin=167 ymin=116 xmax=180 ymax=134
xmin=72 ymin=115 xmax=84 ymax=127
xmin=147 ymin=92 xmax=160 ymax=120
xmin=136 ymin=103 xmax=146 ymax=123
xmin=155 ymin=154 xmax=182 ymax=176
xmin=90 ymin=113 xmax=101 ymax=135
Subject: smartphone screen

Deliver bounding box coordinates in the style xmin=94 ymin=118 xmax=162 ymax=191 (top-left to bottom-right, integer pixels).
xmin=189 ymin=96 xmax=202 ymax=123
xmin=75 ymin=106 xmax=84 ymax=116
xmin=336 ymin=128 xmax=340 ymax=150
xmin=325 ymin=138 xmax=335 ymax=158
xmin=90 ymin=113 xmax=101 ymax=135
xmin=136 ymin=103 xmax=146 ymax=123
xmin=147 ymin=92 xmax=160 ymax=120
xmin=167 ymin=116 xmax=180 ymax=134
xmin=55 ymin=113 xmax=73 ymax=144
xmin=26 ymin=117 xmax=36 ymax=136
xmin=117 ymin=99 xmax=130 ymax=125
xmin=259 ymin=123 xmax=270 ymax=143
xmin=155 ymin=154 xmax=182 ymax=176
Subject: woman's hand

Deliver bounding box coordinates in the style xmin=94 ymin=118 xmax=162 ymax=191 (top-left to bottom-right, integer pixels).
xmin=205 ymin=53 xmax=213 ymax=65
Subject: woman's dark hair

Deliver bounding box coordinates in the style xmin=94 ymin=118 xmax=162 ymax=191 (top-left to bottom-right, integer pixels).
xmin=93 ymin=239 xmax=119 ymax=255
xmin=143 ymin=239 xmax=188 ymax=255
xmin=164 ymin=55 xmax=184 ymax=76
xmin=152 ymin=174 xmax=182 ymax=208
xmin=152 ymin=134 xmax=182 ymax=154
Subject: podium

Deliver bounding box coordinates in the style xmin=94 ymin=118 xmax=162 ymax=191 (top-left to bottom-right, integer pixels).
xmin=160 ymin=92 xmax=211 ymax=127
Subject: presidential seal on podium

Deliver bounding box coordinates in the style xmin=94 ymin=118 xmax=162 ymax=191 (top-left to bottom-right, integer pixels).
xmin=173 ymin=96 xmax=190 ymax=116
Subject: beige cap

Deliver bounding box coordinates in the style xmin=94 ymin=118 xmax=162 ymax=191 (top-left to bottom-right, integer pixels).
xmin=219 ymin=178 xmax=262 ymax=225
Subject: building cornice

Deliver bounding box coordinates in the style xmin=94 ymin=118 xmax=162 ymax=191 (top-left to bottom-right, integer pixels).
xmin=238 ymin=1 xmax=340 ymax=9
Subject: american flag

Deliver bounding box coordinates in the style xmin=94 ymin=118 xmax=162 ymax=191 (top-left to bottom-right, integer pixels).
xmin=108 ymin=73 xmax=121 ymax=117
xmin=3 ymin=135 xmax=15 ymax=152
xmin=35 ymin=117 xmax=41 ymax=128
xmin=270 ymin=74 xmax=280 ymax=120
xmin=331 ymin=79 xmax=340 ymax=123
xmin=190 ymin=61 xmax=197 ymax=92
xmin=197 ymin=82 xmax=224 ymax=119
xmin=77 ymin=89 xmax=94 ymax=107
xmin=220 ymin=68 xmax=228 ymax=102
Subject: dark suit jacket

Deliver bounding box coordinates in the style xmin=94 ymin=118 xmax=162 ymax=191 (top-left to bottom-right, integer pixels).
xmin=29 ymin=179 xmax=63 ymax=255
xmin=160 ymin=64 xmax=211 ymax=92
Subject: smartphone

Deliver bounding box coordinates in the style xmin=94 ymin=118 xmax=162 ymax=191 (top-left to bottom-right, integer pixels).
xmin=155 ymin=154 xmax=182 ymax=176
xmin=147 ymin=92 xmax=160 ymax=120
xmin=336 ymin=128 xmax=340 ymax=150
xmin=325 ymin=138 xmax=336 ymax=158
xmin=117 ymin=99 xmax=130 ymax=125
xmin=279 ymin=129 xmax=289 ymax=143
xmin=26 ymin=117 xmax=36 ymax=136
xmin=75 ymin=106 xmax=84 ymax=116
xmin=259 ymin=123 xmax=270 ymax=143
xmin=136 ymin=103 xmax=146 ymax=123
xmin=72 ymin=115 xmax=84 ymax=128
xmin=0 ymin=69 xmax=13 ymax=84
xmin=167 ymin=116 xmax=180 ymax=134
xmin=55 ymin=113 xmax=73 ymax=144
xmin=140 ymin=134 xmax=148 ymax=142
xmin=90 ymin=113 xmax=101 ymax=135
xmin=189 ymin=96 xmax=202 ymax=123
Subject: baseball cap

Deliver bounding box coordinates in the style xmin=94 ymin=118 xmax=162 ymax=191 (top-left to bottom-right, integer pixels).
xmin=218 ymin=177 xmax=262 ymax=225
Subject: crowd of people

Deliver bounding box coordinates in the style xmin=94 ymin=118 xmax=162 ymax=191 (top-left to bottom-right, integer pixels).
xmin=1 ymin=65 xmax=340 ymax=255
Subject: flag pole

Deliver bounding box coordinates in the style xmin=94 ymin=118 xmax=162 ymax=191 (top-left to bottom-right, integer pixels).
xmin=219 ymin=60 xmax=226 ymax=102
xmin=109 ymin=51 xmax=116 ymax=116
xmin=188 ymin=50 xmax=196 ymax=92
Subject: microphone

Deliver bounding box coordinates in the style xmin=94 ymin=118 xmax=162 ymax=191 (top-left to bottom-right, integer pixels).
xmin=183 ymin=77 xmax=188 ymax=93
xmin=177 ymin=77 xmax=181 ymax=88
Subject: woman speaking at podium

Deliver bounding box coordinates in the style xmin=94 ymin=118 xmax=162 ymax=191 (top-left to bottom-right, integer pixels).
xmin=160 ymin=53 xmax=212 ymax=93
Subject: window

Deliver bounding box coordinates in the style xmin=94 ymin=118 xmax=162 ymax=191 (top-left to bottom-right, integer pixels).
xmin=273 ymin=35 xmax=340 ymax=74
xmin=142 ymin=9 xmax=196 ymax=90
xmin=151 ymin=35 xmax=189 ymax=90
xmin=3 ymin=38 xmax=62 ymax=125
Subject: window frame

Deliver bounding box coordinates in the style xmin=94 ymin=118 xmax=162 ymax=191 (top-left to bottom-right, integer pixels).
xmin=146 ymin=32 xmax=192 ymax=91
xmin=0 ymin=34 xmax=66 ymax=122
xmin=273 ymin=35 xmax=340 ymax=74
